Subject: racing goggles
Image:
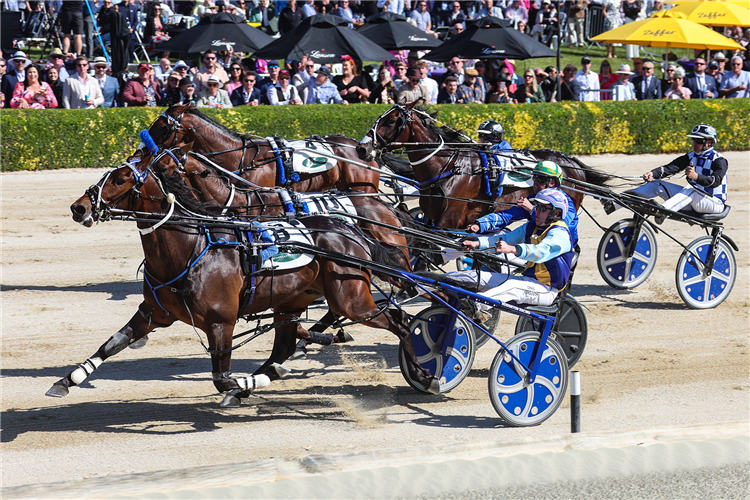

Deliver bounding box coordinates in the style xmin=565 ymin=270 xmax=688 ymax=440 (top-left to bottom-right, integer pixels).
xmin=533 ymin=174 xmax=552 ymax=184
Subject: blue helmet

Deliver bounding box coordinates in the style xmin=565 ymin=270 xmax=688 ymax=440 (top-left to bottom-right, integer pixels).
xmin=534 ymin=188 xmax=568 ymax=222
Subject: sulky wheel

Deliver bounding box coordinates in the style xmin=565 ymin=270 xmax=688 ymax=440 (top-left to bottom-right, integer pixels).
xmin=488 ymin=331 xmax=568 ymax=427
xmin=597 ymin=218 xmax=658 ymax=290
xmin=676 ymin=236 xmax=736 ymax=309
xmin=399 ymin=306 xmax=475 ymax=394
xmin=513 ymin=296 xmax=588 ymax=369
xmin=408 ymin=206 xmax=427 ymax=225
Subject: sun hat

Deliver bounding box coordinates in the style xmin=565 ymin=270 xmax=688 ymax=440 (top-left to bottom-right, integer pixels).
xmin=48 ymin=48 xmax=65 ymax=59
xmin=207 ymin=74 xmax=221 ymax=84
xmin=464 ymin=67 xmax=478 ymax=76
xmin=174 ymin=60 xmax=189 ymax=70
xmin=93 ymin=56 xmax=109 ymax=68
xmin=10 ymin=50 xmax=31 ymax=64
xmin=615 ymin=64 xmax=634 ymax=75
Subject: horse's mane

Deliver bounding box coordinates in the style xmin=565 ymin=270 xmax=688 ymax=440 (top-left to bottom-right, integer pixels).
xmin=532 ymin=148 xmax=613 ymax=186
xmin=152 ymin=164 xmax=225 ymax=216
xmin=414 ymin=105 xmax=474 ymax=146
xmin=184 ymin=107 xmax=244 ymax=141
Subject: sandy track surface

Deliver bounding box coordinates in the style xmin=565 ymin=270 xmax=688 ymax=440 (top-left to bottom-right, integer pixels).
xmin=1 ymin=152 xmax=748 ymax=489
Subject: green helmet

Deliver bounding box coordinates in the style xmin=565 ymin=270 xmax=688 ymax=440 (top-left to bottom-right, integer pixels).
xmin=533 ymin=161 xmax=563 ymax=186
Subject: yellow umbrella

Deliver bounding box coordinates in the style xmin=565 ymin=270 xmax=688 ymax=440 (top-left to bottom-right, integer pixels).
xmin=591 ymin=10 xmax=745 ymax=50
xmin=668 ymin=1 xmax=750 ymax=27
xmin=671 ymin=0 xmax=750 ymax=7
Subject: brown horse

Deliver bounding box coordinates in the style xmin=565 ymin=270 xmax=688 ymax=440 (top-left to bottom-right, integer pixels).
xmin=140 ymin=103 xmax=381 ymax=194
xmin=356 ymin=101 xmax=612 ymax=229
xmin=49 ymin=149 xmax=439 ymax=407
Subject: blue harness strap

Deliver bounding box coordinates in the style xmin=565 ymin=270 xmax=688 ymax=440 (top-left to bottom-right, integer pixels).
xmin=491 ymin=154 xmax=505 ymax=198
xmin=479 ymin=152 xmax=492 ymax=197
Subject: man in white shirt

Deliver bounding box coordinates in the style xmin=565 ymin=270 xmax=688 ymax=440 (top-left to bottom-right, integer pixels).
xmin=610 ymin=64 xmax=636 ymax=101
xmin=416 ymin=60 xmax=439 ymax=104
xmin=409 ymin=1 xmax=432 ymax=32
xmin=378 ymin=0 xmax=405 ymax=15
xmin=719 ymin=55 xmax=750 ymax=99
xmin=574 ymin=55 xmax=600 ymax=102
xmin=63 ymin=57 xmax=104 ymax=109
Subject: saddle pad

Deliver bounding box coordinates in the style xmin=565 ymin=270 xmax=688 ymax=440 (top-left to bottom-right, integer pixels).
xmin=297 ymin=193 xmax=358 ymax=225
xmin=287 ymin=139 xmax=337 ymax=174
xmin=261 ymin=219 xmax=315 ymax=271
xmin=495 ymin=151 xmax=537 ymax=189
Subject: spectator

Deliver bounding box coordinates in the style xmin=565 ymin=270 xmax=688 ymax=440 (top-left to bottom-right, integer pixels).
xmin=276 ymin=0 xmax=300 ymax=35
xmin=92 ymin=56 xmax=120 ymax=108
xmin=173 ymin=60 xmax=190 ymax=80
xmin=45 ymin=67 xmax=65 ymax=107
xmin=10 ymin=65 xmax=57 ymax=109
xmin=647 ymin=0 xmax=665 ymax=16
xmin=161 ymin=71 xmax=184 ymax=107
xmin=409 ymin=1 xmax=432 ymax=32
xmin=599 ymin=59 xmax=618 ymax=100
xmin=706 ymin=61 xmax=724 ymax=90
xmin=575 ymin=56 xmax=600 ymax=101
xmin=121 ymin=62 xmax=161 ymax=107
xmin=335 ymin=0 xmax=359 ymax=27
xmin=370 ymin=65 xmax=397 ymax=104
xmin=541 ymin=65 xmax=558 ymax=101
xmin=661 ymin=62 xmax=677 ymax=95
xmin=487 ymin=80 xmax=511 ymax=103
xmin=449 ymin=21 xmax=466 ymax=39
xmin=719 ymin=56 xmax=750 ymax=99
xmin=440 ymin=2 xmax=466 ymax=28
xmin=259 ymin=60 xmax=281 ymax=104
xmin=217 ymin=48 xmax=240 ymax=70
xmin=197 ymin=74 xmax=233 ymax=108
xmin=63 ymin=57 xmax=104 ymax=109
xmin=250 ymin=0 xmax=279 ymax=36
xmin=531 ymin=0 xmax=557 ymax=44
xmin=566 ymin=0 xmax=588 ymax=48
xmin=629 ymin=58 xmax=643 ymax=81
xmin=602 ymin=0 xmax=622 ymax=59
xmin=458 ymin=68 xmax=485 ymax=103
xmin=2 ymin=51 xmax=30 ymax=108
xmin=292 ymin=58 xmax=315 ymax=103
xmin=179 ymin=77 xmax=197 ymax=104
xmin=393 ymin=61 xmax=409 ymax=86
xmin=378 ymin=0 xmax=405 ymax=15
xmin=194 ymin=50 xmax=230 ymax=94
xmin=684 ymin=57 xmax=717 ymax=99
xmin=514 ymin=69 xmax=545 ymax=103
xmin=475 ymin=61 xmax=490 ymax=94
xmin=631 ymin=60 xmax=662 ymax=100
xmin=610 ymin=64 xmax=636 ymax=101
xmin=299 ymin=0 xmax=315 ymax=18
xmin=664 ymin=67 xmax=691 ymax=100
xmin=59 ymin=1 xmax=84 ymax=56
xmin=559 ymin=64 xmax=581 ymax=101
xmin=96 ymin=0 xmax=117 ymax=47
xmin=226 ymin=63 xmax=245 ymax=95
xmin=415 ymin=60 xmax=438 ymax=104
xmin=442 ymin=57 xmax=465 ymax=85
xmin=712 ymin=52 xmax=728 ymax=76
xmin=477 ymin=0 xmax=503 ymax=19
xmin=516 ymin=20 xmax=527 ymax=34
xmin=82 ymin=0 xmax=95 ymax=59
xmin=622 ymin=0 xmax=645 ymax=59
xmin=334 ymin=55 xmax=371 ymax=104
xmin=300 ymin=66 xmax=347 ymax=104
xmin=505 ymin=0 xmax=528 ymax=26
xmin=438 ymin=75 xmax=463 ymax=103
xmin=268 ymin=70 xmax=302 ymax=105
xmin=45 ymin=48 xmax=70 ymax=82
xmin=234 ymin=0 xmax=249 ymax=20
xmin=396 ymin=68 xmax=430 ymax=104
xmin=231 ymin=71 xmax=261 ymax=106
xmin=154 ymin=58 xmax=172 ymax=84
xmin=144 ymin=4 xmax=170 ymax=58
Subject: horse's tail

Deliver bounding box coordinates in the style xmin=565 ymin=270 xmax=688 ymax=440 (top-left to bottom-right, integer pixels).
xmin=377 ymin=153 xmax=415 ymax=180
xmin=570 ymin=156 xmax=613 ymax=187
xmin=366 ymin=235 xmax=411 ymax=276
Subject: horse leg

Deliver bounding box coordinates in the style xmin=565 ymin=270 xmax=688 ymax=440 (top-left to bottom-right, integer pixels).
xmin=252 ymin=313 xmax=301 ymax=381
xmin=292 ymin=310 xmax=354 ymax=359
xmin=45 ymin=304 xmax=168 ymax=397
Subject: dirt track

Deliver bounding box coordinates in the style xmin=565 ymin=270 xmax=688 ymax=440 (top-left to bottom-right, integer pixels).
xmin=1 ymin=152 xmax=748 ymax=489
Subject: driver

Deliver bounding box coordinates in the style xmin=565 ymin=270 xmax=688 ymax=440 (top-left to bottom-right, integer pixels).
xmin=602 ymin=124 xmax=727 ymax=224
xmin=467 ymin=161 xmax=579 ymax=247
xmin=477 ymin=120 xmax=512 ymax=150
xmin=448 ymin=188 xmax=574 ymax=307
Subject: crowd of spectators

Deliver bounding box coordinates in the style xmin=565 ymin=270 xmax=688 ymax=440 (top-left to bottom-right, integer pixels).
xmin=1 ymin=1 xmax=748 ymax=109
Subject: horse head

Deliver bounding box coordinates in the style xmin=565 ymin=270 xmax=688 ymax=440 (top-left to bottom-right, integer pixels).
xmin=137 ymin=103 xmax=195 ymax=158
xmin=356 ymin=100 xmax=422 ymax=161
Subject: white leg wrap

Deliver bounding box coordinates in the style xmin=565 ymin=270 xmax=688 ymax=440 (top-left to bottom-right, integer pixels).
xmin=70 ymin=357 xmax=103 ymax=385
xmin=236 ymin=374 xmax=271 ymax=392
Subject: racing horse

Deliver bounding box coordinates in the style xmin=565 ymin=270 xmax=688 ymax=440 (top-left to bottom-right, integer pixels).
xmin=140 ymin=103 xmax=381 ymax=194
xmin=356 ymin=101 xmax=612 ymax=229
xmin=49 ymin=148 xmax=439 ymax=407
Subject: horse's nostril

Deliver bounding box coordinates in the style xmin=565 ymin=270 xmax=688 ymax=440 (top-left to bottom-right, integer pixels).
xmin=71 ymin=204 xmax=85 ymax=216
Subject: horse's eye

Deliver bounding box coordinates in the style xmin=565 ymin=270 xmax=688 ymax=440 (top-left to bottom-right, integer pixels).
xmin=115 ymin=177 xmax=127 ymax=185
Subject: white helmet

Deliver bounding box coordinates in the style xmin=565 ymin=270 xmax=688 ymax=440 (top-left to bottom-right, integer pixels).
xmin=477 ymin=120 xmax=503 ymax=142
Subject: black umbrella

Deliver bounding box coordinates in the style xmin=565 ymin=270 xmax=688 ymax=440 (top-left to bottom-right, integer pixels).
xmin=356 ymin=12 xmax=442 ymax=50
xmin=157 ymin=12 xmax=273 ymax=54
xmin=420 ymin=20 xmax=555 ymax=61
xmin=252 ymin=14 xmax=395 ymax=63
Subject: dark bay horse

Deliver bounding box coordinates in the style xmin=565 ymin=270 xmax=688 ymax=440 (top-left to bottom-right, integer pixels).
xmin=356 ymin=101 xmax=612 ymax=229
xmin=50 ymin=151 xmax=439 ymax=407
xmin=140 ymin=103 xmax=381 ymax=194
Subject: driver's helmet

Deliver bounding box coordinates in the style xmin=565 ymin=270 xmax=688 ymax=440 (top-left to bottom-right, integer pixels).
xmin=534 ymin=188 xmax=568 ymax=222
xmin=686 ymin=124 xmax=718 ymax=143
xmin=477 ymin=120 xmax=504 ymax=142
xmin=532 ymin=160 xmax=563 ymax=187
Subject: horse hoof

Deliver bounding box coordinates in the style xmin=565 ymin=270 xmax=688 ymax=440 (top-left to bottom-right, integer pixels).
xmin=426 ymin=378 xmax=441 ymax=395
xmin=272 ymin=363 xmax=292 ymax=378
xmin=45 ymin=383 xmax=69 ymax=398
xmin=289 ymin=348 xmax=307 ymax=360
xmin=129 ymin=336 xmax=149 ymax=349
xmin=220 ymin=392 xmax=241 ymax=408
xmin=337 ymin=331 xmax=355 ymax=343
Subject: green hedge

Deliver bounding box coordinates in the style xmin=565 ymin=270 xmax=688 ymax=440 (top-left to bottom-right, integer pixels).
xmin=2 ymin=99 xmax=748 ymax=171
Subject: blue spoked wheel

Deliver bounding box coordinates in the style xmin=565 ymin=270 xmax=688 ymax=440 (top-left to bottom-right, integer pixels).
xmin=597 ymin=219 xmax=658 ymax=289
xmin=488 ymin=332 xmax=568 ymax=427
xmin=676 ymin=236 xmax=736 ymax=309
xmin=399 ymin=306 xmax=476 ymax=394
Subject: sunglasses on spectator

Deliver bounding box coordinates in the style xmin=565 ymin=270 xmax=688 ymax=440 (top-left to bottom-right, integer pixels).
xmin=169 ymin=77 xmax=180 ymax=82
xmin=208 ymin=83 xmax=219 ymax=87
xmin=244 ymin=79 xmax=256 ymax=83
xmin=694 ymin=62 xmax=705 ymax=65
xmin=205 ymin=56 xmax=216 ymax=60
xmin=268 ymin=64 xmax=279 ymax=68
xmin=409 ymin=79 xmax=421 ymax=84
xmin=231 ymin=67 xmax=242 ymax=71
xmin=667 ymin=68 xmax=675 ymax=71
xmin=643 ymin=66 xmax=654 ymax=70
xmin=449 ymin=61 xmax=461 ymax=65
xmin=77 ymin=63 xmax=89 ymax=67
xmin=732 ymin=62 xmax=742 ymax=66
xmin=524 ymin=74 xmax=534 ymax=78
xmin=279 ymin=76 xmax=290 ymax=80
xmin=306 ymin=64 xmax=315 ymax=68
